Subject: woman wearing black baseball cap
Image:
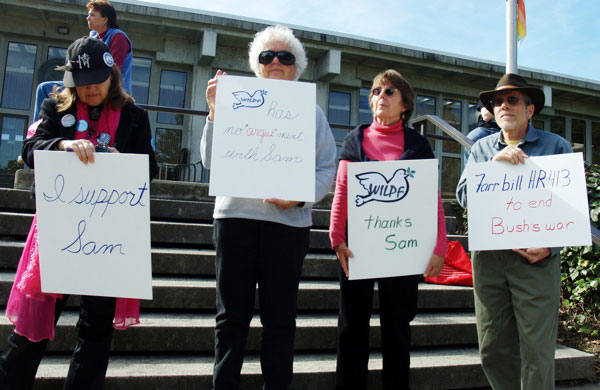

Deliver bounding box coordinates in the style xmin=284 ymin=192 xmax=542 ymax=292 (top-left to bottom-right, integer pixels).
xmin=0 ymin=36 xmax=157 ymax=390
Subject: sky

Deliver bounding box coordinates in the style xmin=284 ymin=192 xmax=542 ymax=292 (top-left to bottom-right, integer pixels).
xmin=135 ymin=0 xmax=600 ymax=82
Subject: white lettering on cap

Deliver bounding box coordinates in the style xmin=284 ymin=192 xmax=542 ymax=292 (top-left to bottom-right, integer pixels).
xmin=75 ymin=53 xmax=91 ymax=70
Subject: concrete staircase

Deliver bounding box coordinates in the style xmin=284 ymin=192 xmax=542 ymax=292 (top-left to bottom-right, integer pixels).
xmin=0 ymin=176 xmax=596 ymax=389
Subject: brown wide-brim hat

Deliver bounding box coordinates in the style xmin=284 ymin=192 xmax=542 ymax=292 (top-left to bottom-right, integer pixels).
xmin=479 ymin=73 xmax=545 ymax=117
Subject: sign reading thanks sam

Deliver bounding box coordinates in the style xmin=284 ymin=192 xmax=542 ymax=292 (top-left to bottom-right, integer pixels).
xmin=34 ymin=151 xmax=152 ymax=299
xmin=347 ymin=160 xmax=438 ymax=280
xmin=466 ymin=153 xmax=591 ymax=251
xmin=211 ymin=75 xmax=316 ymax=201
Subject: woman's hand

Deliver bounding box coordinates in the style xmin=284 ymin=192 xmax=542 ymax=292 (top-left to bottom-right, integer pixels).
xmin=58 ymin=139 xmax=95 ymax=164
xmin=206 ymin=69 xmax=227 ymax=121
xmin=423 ymin=254 xmax=444 ymax=278
xmin=262 ymin=198 xmax=301 ymax=210
xmin=334 ymin=242 xmax=354 ymax=278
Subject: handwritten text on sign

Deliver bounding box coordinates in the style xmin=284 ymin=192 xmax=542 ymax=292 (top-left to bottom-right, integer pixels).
xmin=465 ymin=153 xmax=591 ymax=251
xmin=34 ymin=151 xmax=152 ymax=299
xmin=347 ymin=160 xmax=438 ymax=280
xmin=210 ymin=75 xmax=316 ymax=201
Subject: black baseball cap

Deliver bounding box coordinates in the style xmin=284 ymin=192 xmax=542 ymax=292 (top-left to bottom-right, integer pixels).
xmin=60 ymin=37 xmax=114 ymax=87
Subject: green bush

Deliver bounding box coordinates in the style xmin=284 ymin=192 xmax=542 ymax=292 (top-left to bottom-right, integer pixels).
xmin=560 ymin=163 xmax=600 ymax=335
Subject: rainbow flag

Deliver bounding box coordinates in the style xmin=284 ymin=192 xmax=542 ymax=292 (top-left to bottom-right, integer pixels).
xmin=517 ymin=0 xmax=527 ymax=45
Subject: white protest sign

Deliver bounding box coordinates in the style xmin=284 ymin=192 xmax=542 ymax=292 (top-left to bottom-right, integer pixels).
xmin=347 ymin=160 xmax=438 ymax=280
xmin=34 ymin=151 xmax=152 ymax=299
xmin=466 ymin=152 xmax=591 ymax=250
xmin=210 ymin=75 xmax=316 ymax=201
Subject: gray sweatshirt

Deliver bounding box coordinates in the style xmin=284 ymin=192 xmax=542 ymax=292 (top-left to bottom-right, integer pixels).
xmin=200 ymin=105 xmax=337 ymax=227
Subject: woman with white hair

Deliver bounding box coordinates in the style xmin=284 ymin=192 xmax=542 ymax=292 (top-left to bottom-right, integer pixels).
xmin=201 ymin=25 xmax=337 ymax=389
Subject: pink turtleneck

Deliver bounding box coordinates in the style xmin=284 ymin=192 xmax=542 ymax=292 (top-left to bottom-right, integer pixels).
xmin=329 ymin=119 xmax=448 ymax=258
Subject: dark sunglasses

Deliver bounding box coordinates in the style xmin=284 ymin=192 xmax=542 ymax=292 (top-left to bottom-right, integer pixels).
xmin=491 ymin=95 xmax=522 ymax=108
xmin=372 ymin=87 xmax=396 ymax=97
xmin=258 ymin=50 xmax=296 ymax=66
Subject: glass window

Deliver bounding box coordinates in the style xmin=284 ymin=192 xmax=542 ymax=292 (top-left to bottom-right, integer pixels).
xmin=157 ymin=70 xmax=187 ymax=125
xmin=132 ymin=57 xmax=151 ymax=105
xmin=0 ymin=115 xmax=27 ymax=173
xmin=592 ymin=122 xmax=600 ymax=164
xmin=155 ymin=128 xmax=182 ymax=164
xmin=550 ymin=116 xmax=565 ymax=137
xmin=328 ymin=91 xmax=350 ymax=125
xmin=48 ymin=46 xmax=67 ymax=60
xmin=468 ymin=101 xmax=478 ymax=131
xmin=441 ymin=156 xmax=461 ymax=198
xmin=442 ymin=99 xmax=461 ymax=153
xmin=358 ymin=87 xmax=372 ymax=125
xmin=532 ymin=119 xmax=544 ymax=130
xmin=2 ymin=42 xmax=37 ymax=110
xmin=571 ymin=118 xmax=586 ymax=155
xmin=415 ymin=95 xmax=436 ymax=150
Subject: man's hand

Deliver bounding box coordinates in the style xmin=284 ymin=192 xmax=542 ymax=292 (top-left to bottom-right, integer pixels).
xmin=512 ymin=247 xmax=551 ymax=264
xmin=492 ymin=145 xmax=528 ymax=165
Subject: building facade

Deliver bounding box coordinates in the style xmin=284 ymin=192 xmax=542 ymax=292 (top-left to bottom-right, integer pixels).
xmin=1 ymin=0 xmax=599 ymax=195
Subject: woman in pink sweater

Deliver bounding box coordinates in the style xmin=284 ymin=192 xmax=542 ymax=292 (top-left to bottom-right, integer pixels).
xmin=330 ymin=69 xmax=447 ymax=389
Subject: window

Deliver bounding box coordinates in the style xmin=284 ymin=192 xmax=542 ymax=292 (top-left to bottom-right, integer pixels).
xmin=592 ymin=122 xmax=600 ymax=164
xmin=328 ymin=91 xmax=350 ymax=125
xmin=48 ymin=46 xmax=67 ymax=60
xmin=571 ymin=119 xmax=586 ymax=155
xmin=0 ymin=115 xmax=27 ymax=173
xmin=442 ymin=99 xmax=461 ymax=153
xmin=532 ymin=119 xmax=545 ymax=130
xmin=132 ymin=57 xmax=151 ymax=105
xmin=155 ymin=128 xmax=182 ymax=164
xmin=550 ymin=116 xmax=565 ymax=138
xmin=157 ymin=70 xmax=187 ymax=125
xmin=468 ymin=101 xmax=478 ymax=131
xmin=358 ymin=87 xmax=372 ymax=125
xmin=2 ymin=42 xmax=37 ymax=110
xmin=415 ymin=95 xmax=436 ymax=150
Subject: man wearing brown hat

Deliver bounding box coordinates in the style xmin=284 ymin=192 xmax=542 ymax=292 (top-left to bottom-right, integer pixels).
xmin=456 ymin=73 xmax=572 ymax=389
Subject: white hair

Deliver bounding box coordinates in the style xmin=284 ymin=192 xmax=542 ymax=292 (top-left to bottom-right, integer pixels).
xmin=248 ymin=25 xmax=307 ymax=80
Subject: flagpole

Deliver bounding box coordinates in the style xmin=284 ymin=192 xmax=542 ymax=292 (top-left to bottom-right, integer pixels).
xmin=506 ymin=0 xmax=518 ymax=74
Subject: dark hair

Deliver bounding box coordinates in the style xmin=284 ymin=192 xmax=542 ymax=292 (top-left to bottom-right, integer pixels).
xmin=369 ymin=69 xmax=415 ymax=121
xmin=54 ymin=66 xmax=133 ymax=112
xmin=87 ymin=0 xmax=119 ymax=29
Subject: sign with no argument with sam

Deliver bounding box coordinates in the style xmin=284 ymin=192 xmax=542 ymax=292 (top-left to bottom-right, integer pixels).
xmin=465 ymin=152 xmax=591 ymax=251
xmin=211 ymin=75 xmax=316 ymax=202
xmin=34 ymin=151 xmax=152 ymax=299
xmin=347 ymin=160 xmax=438 ymax=280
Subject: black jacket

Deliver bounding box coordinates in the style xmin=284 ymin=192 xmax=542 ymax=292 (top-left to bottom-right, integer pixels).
xmin=339 ymin=123 xmax=434 ymax=162
xmin=22 ymin=98 xmax=158 ymax=180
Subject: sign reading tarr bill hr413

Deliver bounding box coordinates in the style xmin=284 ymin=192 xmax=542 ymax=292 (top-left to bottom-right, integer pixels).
xmin=465 ymin=152 xmax=591 ymax=251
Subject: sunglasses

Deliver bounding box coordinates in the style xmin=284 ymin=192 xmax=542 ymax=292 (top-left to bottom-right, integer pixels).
xmin=372 ymin=87 xmax=396 ymax=97
xmin=490 ymin=95 xmax=522 ymax=108
xmin=258 ymin=50 xmax=296 ymax=66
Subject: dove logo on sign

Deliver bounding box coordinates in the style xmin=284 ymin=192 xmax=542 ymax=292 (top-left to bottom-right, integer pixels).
xmin=354 ymin=168 xmax=415 ymax=207
xmin=232 ymin=89 xmax=268 ymax=110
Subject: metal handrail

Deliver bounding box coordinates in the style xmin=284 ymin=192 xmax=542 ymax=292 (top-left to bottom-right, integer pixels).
xmin=409 ymin=114 xmax=474 ymax=150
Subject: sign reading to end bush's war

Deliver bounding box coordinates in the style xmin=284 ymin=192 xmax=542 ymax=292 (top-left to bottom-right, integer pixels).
xmin=465 ymin=152 xmax=591 ymax=251
xmin=347 ymin=160 xmax=438 ymax=280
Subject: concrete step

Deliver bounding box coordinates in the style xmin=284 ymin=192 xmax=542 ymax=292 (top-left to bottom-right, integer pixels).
xmin=0 ymin=311 xmax=478 ymax=352
xmin=0 ymin=212 xmax=334 ymax=249
xmin=0 ymin=241 xmax=339 ymax=279
xmin=0 ymin=273 xmax=475 ymax=311
xmin=23 ymin=345 xmax=597 ymax=389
